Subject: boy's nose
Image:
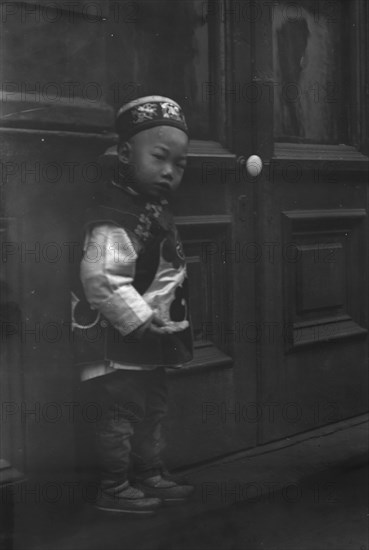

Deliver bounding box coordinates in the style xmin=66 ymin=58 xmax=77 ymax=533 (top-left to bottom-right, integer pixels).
xmin=161 ymin=164 xmax=174 ymax=180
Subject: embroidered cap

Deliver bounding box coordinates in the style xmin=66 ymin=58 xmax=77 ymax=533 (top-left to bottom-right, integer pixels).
xmin=116 ymin=95 xmax=188 ymax=140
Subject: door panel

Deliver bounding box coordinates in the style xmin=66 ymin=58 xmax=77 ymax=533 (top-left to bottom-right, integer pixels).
xmin=257 ymin=160 xmax=368 ymax=443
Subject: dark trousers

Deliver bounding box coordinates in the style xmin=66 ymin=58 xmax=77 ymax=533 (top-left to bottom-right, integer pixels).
xmin=81 ymin=368 xmax=168 ymax=488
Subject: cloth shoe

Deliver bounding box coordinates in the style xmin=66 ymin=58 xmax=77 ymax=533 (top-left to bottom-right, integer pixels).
xmin=134 ymin=473 xmax=194 ymax=503
xmin=95 ymin=481 xmax=162 ymax=515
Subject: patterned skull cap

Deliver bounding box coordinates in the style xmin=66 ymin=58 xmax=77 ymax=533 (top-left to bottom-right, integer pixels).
xmin=116 ymin=95 xmax=188 ymax=140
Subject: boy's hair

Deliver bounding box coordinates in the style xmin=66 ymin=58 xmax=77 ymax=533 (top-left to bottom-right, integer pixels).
xmin=115 ymin=96 xmax=188 ymax=142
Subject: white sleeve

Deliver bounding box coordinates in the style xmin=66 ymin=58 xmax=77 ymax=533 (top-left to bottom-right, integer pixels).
xmin=80 ymin=224 xmax=154 ymax=336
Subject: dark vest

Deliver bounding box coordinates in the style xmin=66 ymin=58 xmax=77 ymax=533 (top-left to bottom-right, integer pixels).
xmin=71 ymin=183 xmax=193 ymax=368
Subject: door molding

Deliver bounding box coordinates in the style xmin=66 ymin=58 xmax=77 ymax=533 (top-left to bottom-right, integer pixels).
xmin=282 ymin=208 xmax=367 ymax=351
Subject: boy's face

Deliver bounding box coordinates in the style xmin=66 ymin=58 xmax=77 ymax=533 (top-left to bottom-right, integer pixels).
xmin=118 ymin=126 xmax=188 ymax=199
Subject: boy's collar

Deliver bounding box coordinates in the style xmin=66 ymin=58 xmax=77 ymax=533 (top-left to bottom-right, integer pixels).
xmin=110 ymin=179 xmax=168 ymax=206
xmin=111 ymin=178 xmax=139 ymax=196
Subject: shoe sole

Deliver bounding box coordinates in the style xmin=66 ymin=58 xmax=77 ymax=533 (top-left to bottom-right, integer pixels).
xmin=95 ymin=504 xmax=158 ymax=515
xmin=140 ymin=490 xmax=194 ymax=503
xmin=161 ymin=497 xmax=190 ymax=505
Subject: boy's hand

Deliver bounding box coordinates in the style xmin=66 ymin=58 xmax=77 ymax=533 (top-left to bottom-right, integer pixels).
xmin=125 ymin=314 xmax=167 ymax=340
xmin=146 ymin=315 xmax=189 ymax=335
xmin=145 ymin=314 xmax=189 ymax=336
xmin=146 ymin=314 xmax=169 ymax=336
xmin=129 ymin=314 xmax=189 ymax=340
xmin=146 ymin=314 xmax=181 ymax=336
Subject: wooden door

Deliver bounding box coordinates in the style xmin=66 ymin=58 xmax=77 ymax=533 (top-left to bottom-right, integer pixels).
xmin=251 ymin=0 xmax=369 ymax=443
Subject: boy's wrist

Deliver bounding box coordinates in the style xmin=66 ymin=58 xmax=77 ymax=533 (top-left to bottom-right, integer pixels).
xmin=126 ymin=315 xmax=154 ymax=339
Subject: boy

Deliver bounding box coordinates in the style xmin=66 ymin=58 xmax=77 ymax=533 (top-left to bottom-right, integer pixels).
xmin=71 ymin=96 xmax=194 ymax=515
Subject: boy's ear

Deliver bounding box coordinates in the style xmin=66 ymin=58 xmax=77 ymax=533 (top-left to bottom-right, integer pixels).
xmin=118 ymin=141 xmax=131 ymax=164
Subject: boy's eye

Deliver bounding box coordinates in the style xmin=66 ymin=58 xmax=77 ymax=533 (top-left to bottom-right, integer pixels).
xmin=153 ymin=153 xmax=165 ymax=160
xmin=177 ymin=163 xmax=187 ymax=170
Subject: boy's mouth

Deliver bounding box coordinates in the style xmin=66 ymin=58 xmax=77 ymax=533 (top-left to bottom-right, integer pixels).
xmin=154 ymin=182 xmax=172 ymax=196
